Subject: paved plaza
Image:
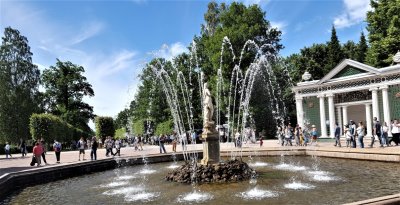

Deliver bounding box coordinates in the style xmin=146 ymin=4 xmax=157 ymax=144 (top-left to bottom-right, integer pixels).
xmin=1 ymin=139 xmax=399 ymax=177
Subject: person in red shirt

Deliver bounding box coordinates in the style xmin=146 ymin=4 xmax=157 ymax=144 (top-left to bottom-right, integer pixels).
xmin=33 ymin=142 xmax=42 ymax=166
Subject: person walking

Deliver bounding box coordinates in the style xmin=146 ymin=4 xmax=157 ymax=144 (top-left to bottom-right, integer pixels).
xmin=53 ymin=140 xmax=62 ymax=163
xmin=114 ymin=139 xmax=121 ymax=156
xmin=302 ymin=126 xmax=310 ymax=146
xmin=172 ymin=133 xmax=177 ymax=152
xmin=259 ymin=137 xmax=263 ymax=147
xmin=138 ymin=135 xmax=143 ymax=151
xmin=105 ymin=136 xmax=113 ymax=157
xmin=370 ymin=117 xmax=382 ymax=148
xmin=349 ymin=120 xmax=357 ymax=148
xmin=77 ymin=137 xmax=86 ymax=161
xmin=381 ymin=122 xmax=389 ymax=147
xmin=4 ymin=142 xmax=12 ymax=159
xmin=389 ymin=120 xmax=399 ymax=146
xmin=356 ymin=121 xmax=365 ymax=148
xmin=310 ymin=125 xmax=318 ymax=146
xmin=344 ymin=125 xmax=351 ymax=147
xmin=40 ymin=139 xmax=48 ymax=165
xmin=334 ymin=122 xmax=341 ymax=147
xmin=159 ymin=134 xmax=167 ymax=153
xmin=294 ymin=124 xmax=300 ymax=146
xmin=19 ymin=139 xmax=27 ymax=157
xmin=91 ymin=136 xmax=98 ymax=160
xmin=33 ymin=142 xmax=42 ymax=166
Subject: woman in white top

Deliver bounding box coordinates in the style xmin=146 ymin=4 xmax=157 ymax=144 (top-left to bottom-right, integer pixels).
xmin=356 ymin=121 xmax=365 ymax=148
xmin=389 ymin=120 xmax=399 ymax=146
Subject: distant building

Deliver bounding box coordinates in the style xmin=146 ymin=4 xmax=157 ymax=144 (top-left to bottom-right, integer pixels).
xmin=292 ymin=51 xmax=400 ymax=138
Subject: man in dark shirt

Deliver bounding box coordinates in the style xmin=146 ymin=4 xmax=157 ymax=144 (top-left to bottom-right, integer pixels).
xmin=334 ymin=122 xmax=341 ymax=147
xmin=370 ymin=117 xmax=382 ymax=148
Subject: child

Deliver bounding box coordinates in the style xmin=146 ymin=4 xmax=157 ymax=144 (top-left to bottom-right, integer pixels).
xmin=344 ymin=125 xmax=351 ymax=147
xmin=259 ymin=137 xmax=263 ymax=147
xmin=33 ymin=142 xmax=42 ymax=166
xmin=4 ymin=142 xmax=12 ymax=159
xmin=311 ymin=125 xmax=318 ymax=146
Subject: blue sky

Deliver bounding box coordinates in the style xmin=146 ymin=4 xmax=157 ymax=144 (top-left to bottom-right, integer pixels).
xmin=0 ymin=0 xmax=370 ymax=128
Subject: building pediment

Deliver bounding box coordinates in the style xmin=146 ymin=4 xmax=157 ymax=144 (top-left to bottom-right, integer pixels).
xmin=317 ymin=59 xmax=380 ymax=85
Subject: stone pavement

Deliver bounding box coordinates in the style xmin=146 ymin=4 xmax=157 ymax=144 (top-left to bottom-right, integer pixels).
xmin=0 ymin=139 xmax=399 ymax=176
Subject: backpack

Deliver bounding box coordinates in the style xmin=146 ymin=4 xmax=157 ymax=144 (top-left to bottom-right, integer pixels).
xmin=55 ymin=143 xmax=61 ymax=152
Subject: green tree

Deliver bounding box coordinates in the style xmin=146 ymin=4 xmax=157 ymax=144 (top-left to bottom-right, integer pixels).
xmin=325 ymin=26 xmax=344 ymax=71
xmin=131 ymin=119 xmax=145 ymax=136
xmin=114 ymin=108 xmax=130 ymax=130
xmin=356 ymin=32 xmax=368 ymax=63
xmin=366 ymin=0 xmax=400 ymax=67
xmin=0 ymin=27 xmax=41 ymax=143
xmin=114 ymin=128 xmax=126 ymax=140
xmin=342 ymin=40 xmax=358 ymax=60
xmin=95 ymin=116 xmax=115 ymax=139
xmin=42 ymin=59 xmax=95 ymax=133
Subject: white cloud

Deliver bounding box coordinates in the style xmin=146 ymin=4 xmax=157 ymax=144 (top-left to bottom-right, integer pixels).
xmin=1 ymin=1 xmax=142 ymax=130
xmin=270 ymin=21 xmax=287 ymax=34
xmin=70 ymin=21 xmax=105 ymax=45
xmin=334 ymin=0 xmax=371 ymax=29
xmin=152 ymin=42 xmax=188 ymax=61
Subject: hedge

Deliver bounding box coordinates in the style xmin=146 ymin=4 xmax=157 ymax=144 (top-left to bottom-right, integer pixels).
xmin=95 ymin=116 xmax=115 ymax=138
xmin=30 ymin=113 xmax=89 ymax=143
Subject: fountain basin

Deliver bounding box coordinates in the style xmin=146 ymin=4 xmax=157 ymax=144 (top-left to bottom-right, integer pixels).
xmin=4 ymin=156 xmax=400 ymax=205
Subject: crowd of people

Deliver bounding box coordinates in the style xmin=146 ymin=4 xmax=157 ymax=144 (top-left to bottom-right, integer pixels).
xmin=277 ymin=117 xmax=400 ymax=148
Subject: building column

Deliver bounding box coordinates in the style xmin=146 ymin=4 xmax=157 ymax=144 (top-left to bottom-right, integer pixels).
xmin=370 ymin=87 xmax=379 ymax=120
xmin=336 ymin=106 xmax=342 ymax=134
xmin=380 ymin=85 xmax=392 ymax=136
xmin=295 ymin=95 xmax=304 ymax=128
xmin=327 ymin=93 xmax=336 ymax=138
xmin=318 ymin=94 xmax=327 ymax=138
xmin=365 ymin=103 xmax=372 ymax=137
xmin=342 ymin=106 xmax=348 ymax=127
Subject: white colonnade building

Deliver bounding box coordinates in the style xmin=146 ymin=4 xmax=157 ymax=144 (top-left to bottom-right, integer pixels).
xmin=292 ymin=52 xmax=400 ymax=138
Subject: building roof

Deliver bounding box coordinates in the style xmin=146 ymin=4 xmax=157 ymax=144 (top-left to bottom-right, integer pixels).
xmin=292 ymin=59 xmax=400 ymax=94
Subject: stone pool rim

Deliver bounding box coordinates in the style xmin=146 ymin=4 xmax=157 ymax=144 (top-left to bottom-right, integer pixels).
xmin=1 ymin=148 xmax=399 ymax=204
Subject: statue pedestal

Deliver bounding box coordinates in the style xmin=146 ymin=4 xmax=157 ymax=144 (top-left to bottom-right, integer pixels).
xmin=200 ymin=122 xmax=220 ymax=165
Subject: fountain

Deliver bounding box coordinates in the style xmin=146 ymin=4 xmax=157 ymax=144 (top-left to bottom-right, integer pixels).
xmin=165 ymin=80 xmax=255 ymax=183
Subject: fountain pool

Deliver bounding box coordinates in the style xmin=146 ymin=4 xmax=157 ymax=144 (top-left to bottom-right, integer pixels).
xmin=4 ymin=156 xmax=400 ymax=205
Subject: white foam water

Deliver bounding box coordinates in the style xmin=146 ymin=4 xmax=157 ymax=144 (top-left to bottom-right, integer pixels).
xmin=308 ymin=171 xmax=332 ymax=176
xmin=116 ymin=175 xmax=136 ymax=180
xmin=284 ymin=182 xmax=315 ymax=190
xmin=167 ymin=164 xmax=180 ymax=169
xmin=308 ymin=170 xmax=338 ymax=182
xmin=312 ymin=175 xmax=337 ymax=182
xmin=236 ymin=188 xmax=278 ymax=200
xmin=124 ymin=192 xmax=160 ymax=202
xmin=103 ymin=186 xmax=144 ymax=196
xmin=177 ymin=191 xmax=213 ymax=203
xmin=100 ymin=181 xmax=129 ymax=188
xmin=139 ymin=169 xmax=156 ymax=174
xmin=274 ymin=163 xmax=308 ymax=171
xmin=249 ymin=162 xmax=269 ymax=167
